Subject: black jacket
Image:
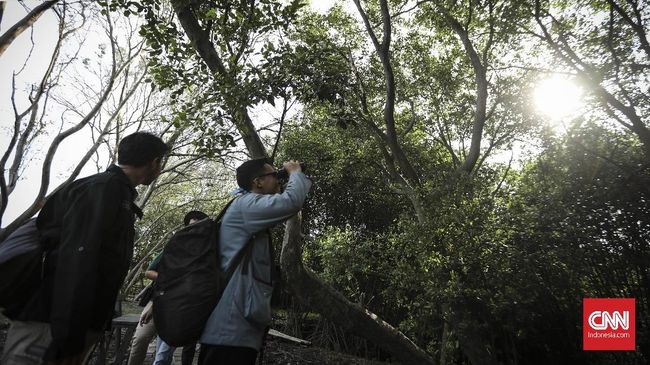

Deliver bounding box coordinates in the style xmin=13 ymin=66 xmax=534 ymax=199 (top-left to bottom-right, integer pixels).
xmin=19 ymin=165 xmax=142 ymax=359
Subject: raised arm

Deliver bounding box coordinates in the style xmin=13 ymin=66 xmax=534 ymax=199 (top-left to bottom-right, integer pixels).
xmin=240 ymin=171 xmax=312 ymax=233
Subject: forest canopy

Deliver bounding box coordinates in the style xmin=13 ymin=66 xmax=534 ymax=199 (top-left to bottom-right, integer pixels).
xmin=0 ymin=1 xmax=648 ymax=364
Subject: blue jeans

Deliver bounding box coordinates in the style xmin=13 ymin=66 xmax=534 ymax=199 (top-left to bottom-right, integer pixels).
xmin=153 ymin=336 xmax=175 ymax=365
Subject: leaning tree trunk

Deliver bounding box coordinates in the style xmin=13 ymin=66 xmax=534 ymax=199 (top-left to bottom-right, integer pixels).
xmin=169 ymin=2 xmax=434 ymax=363
xmin=281 ymin=214 xmax=434 ymax=365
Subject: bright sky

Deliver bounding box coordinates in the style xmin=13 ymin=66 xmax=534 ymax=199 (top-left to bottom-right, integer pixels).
xmin=0 ymin=1 xmax=581 ymax=227
xmin=534 ymin=75 xmax=584 ymax=123
xmin=1 ymin=2 xmax=63 ymax=225
xmin=0 ymin=1 xmax=342 ymax=226
xmin=0 ymin=1 xmax=142 ymax=225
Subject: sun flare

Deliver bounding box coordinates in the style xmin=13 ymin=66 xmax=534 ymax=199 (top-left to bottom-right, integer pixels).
xmin=534 ymin=76 xmax=583 ymax=120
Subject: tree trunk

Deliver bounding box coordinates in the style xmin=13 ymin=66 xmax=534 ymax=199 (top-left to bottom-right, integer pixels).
xmin=436 ymin=4 xmax=489 ymax=175
xmin=0 ymin=0 xmax=59 ymax=57
xmin=169 ymin=0 xmax=266 ymax=159
xmin=170 ymin=2 xmax=435 ymax=363
xmin=0 ymin=2 xmax=6 ymax=30
xmin=440 ymin=310 xmax=450 ymax=365
xmin=352 ymin=0 xmax=420 ymax=185
xmin=534 ymin=0 xmax=650 ymax=166
xmin=281 ymin=214 xmax=435 ymax=365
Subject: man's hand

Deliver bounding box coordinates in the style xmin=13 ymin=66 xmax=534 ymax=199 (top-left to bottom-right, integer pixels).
xmin=283 ymin=160 xmax=302 ymax=173
xmin=140 ymin=301 xmax=153 ymax=326
xmin=144 ymin=270 xmax=158 ymax=281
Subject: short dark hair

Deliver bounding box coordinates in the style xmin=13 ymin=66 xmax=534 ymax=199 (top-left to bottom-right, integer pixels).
xmin=118 ymin=132 xmax=169 ymax=167
xmin=183 ymin=210 xmax=208 ymax=226
xmin=236 ymin=158 xmax=273 ymax=191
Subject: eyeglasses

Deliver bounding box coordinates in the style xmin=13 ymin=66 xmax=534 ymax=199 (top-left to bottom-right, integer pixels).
xmin=256 ymin=170 xmax=279 ymax=179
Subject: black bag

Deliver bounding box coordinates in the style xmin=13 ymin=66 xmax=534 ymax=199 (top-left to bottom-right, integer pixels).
xmin=153 ymin=199 xmax=254 ymax=347
xmin=0 ymin=218 xmax=45 ymax=318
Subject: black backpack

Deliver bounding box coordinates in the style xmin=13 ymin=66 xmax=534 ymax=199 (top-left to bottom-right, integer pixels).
xmin=0 ymin=218 xmax=46 ymax=318
xmin=153 ymin=199 xmax=254 ymax=347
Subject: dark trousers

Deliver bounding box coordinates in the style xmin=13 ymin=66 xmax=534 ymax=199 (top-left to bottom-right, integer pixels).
xmin=182 ymin=343 xmax=197 ymax=365
xmin=198 ymin=344 xmax=258 ymax=365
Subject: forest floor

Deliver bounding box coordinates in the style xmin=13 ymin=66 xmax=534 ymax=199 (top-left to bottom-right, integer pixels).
xmin=0 ymin=313 xmax=392 ymax=365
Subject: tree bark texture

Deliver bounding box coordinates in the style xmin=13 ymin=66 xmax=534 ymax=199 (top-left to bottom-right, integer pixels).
xmin=0 ymin=2 xmax=6 ymax=30
xmin=0 ymin=0 xmax=59 ymax=57
xmin=170 ymin=0 xmax=266 ymax=159
xmin=436 ymin=4 xmax=489 ymax=175
xmin=281 ymin=214 xmax=435 ymax=365
xmin=352 ymin=0 xmax=420 ymax=185
xmin=171 ymin=2 xmax=435 ymax=363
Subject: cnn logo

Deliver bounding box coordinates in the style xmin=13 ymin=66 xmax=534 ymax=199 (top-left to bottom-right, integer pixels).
xmin=588 ymin=310 xmax=629 ymax=330
xmin=583 ymin=298 xmax=635 ymax=351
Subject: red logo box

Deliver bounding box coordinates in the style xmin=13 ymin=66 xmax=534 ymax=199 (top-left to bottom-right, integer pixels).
xmin=583 ymin=298 xmax=635 ymax=351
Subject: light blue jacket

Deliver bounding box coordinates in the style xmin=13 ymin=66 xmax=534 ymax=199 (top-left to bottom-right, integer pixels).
xmin=200 ymin=171 xmax=311 ymax=350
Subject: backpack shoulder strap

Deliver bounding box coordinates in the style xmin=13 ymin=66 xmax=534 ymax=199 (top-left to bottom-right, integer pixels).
xmin=217 ymin=198 xmax=269 ymax=280
xmin=216 ymin=197 xmax=251 ymax=279
xmin=215 ymin=198 xmax=237 ymax=223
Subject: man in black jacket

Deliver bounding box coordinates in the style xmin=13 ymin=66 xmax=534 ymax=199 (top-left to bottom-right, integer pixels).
xmin=1 ymin=132 xmax=168 ymax=365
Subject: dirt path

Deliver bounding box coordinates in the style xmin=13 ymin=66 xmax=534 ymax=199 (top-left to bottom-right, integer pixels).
xmin=0 ymin=322 xmax=391 ymax=365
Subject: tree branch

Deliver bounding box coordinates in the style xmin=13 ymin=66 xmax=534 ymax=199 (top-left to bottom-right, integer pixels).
xmin=271 ymin=97 xmax=292 ymax=163
xmin=0 ymin=8 xmax=128 ymax=241
xmin=605 ymin=0 xmax=650 ymax=58
xmin=170 ymin=0 xmax=267 ymax=158
xmin=436 ymin=4 xmax=488 ymax=174
xmin=0 ymin=0 xmax=59 ymax=57
xmin=354 ymin=0 xmax=420 ymax=184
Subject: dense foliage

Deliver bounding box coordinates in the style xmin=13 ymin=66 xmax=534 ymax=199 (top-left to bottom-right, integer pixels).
xmin=273 ymin=2 xmax=650 ymax=364
xmin=6 ymin=0 xmax=646 ymax=364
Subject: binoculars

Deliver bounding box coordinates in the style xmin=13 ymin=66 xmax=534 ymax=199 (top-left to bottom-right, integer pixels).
xmin=277 ymin=162 xmax=306 ymax=180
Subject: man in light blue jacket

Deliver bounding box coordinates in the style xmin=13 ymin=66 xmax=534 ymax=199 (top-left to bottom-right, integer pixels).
xmin=199 ymin=158 xmax=311 ymax=364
